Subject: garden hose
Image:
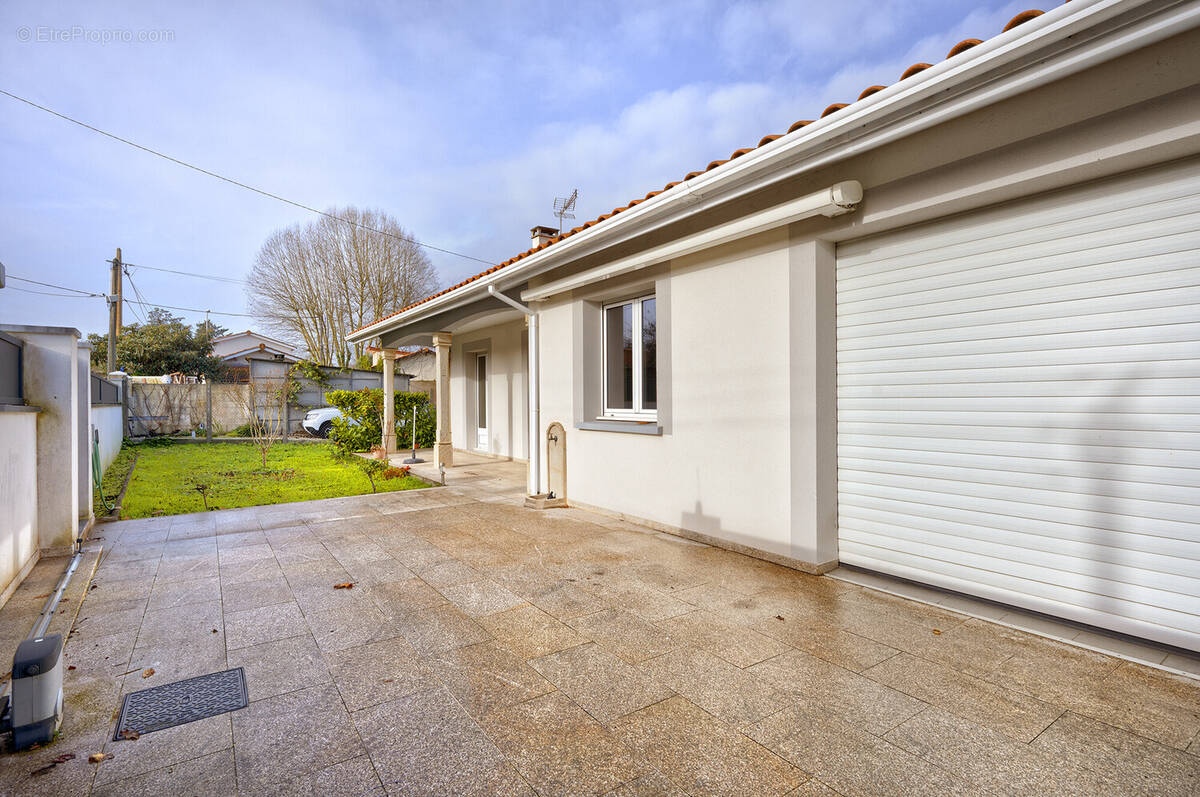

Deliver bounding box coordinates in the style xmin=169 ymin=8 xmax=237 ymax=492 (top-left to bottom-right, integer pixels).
xmin=92 ymin=431 xmax=115 ymax=513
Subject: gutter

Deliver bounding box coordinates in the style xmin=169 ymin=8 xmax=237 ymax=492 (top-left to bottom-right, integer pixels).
xmin=347 ymin=0 xmax=1198 ymax=344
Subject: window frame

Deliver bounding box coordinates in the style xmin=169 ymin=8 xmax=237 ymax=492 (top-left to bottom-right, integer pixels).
xmin=600 ymin=293 xmax=657 ymax=421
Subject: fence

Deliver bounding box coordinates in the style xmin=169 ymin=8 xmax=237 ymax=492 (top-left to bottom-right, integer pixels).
xmin=0 ymin=331 xmax=22 ymax=405
xmin=127 ymin=363 xmax=410 ymax=436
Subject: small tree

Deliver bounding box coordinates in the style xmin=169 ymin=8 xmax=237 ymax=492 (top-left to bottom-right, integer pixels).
xmin=234 ymin=373 xmax=291 ymax=467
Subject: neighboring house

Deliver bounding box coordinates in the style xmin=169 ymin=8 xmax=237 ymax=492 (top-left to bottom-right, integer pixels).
xmin=211 ymin=330 xmax=302 ymax=366
xmin=369 ymin=346 xmax=436 ymax=400
xmin=349 ymin=2 xmax=1200 ymax=652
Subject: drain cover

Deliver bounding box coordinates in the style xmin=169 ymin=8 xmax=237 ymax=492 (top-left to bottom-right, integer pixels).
xmin=114 ymin=668 xmax=248 ymax=740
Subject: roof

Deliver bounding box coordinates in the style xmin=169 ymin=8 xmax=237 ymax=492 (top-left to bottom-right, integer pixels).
xmin=211 ymin=329 xmax=299 ymax=350
xmin=354 ymin=6 xmax=1052 ymax=336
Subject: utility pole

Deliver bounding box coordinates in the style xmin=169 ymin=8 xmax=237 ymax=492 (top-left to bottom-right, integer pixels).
xmin=107 ymin=248 xmax=122 ymax=373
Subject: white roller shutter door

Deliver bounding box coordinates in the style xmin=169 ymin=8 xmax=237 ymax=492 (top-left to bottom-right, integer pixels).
xmin=836 ymin=159 xmax=1200 ymax=651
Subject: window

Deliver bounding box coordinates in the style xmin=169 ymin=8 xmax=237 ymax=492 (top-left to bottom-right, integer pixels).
xmin=603 ymin=294 xmax=656 ymax=418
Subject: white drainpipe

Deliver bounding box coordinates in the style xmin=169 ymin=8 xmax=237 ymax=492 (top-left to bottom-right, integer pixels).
xmin=487 ymin=285 xmax=540 ymax=496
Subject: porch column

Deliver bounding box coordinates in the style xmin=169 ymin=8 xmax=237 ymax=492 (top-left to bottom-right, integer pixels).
xmin=381 ymin=348 xmax=398 ymax=453
xmin=432 ymin=332 xmax=453 ymax=468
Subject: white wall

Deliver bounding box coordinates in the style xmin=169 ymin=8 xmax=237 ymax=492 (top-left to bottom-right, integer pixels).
xmin=450 ymin=320 xmax=528 ymax=460
xmin=539 ymin=226 xmax=802 ymax=562
xmin=0 ymin=411 xmax=39 ymax=607
xmin=91 ymin=404 xmax=124 ymax=473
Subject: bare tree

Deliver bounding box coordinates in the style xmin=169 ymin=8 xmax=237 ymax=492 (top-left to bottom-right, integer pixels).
xmin=246 ymin=207 xmax=439 ymax=366
xmin=233 ymin=374 xmax=290 ymax=468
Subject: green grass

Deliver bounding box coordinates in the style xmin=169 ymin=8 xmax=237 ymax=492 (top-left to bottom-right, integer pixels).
xmin=120 ymin=441 xmax=429 ymax=519
xmin=96 ymin=444 xmax=138 ymax=513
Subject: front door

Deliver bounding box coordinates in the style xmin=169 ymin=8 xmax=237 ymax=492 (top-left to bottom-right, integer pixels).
xmin=474 ymin=353 xmax=488 ymax=451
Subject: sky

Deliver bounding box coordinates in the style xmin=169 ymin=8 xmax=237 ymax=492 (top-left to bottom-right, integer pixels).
xmin=0 ymin=0 xmax=1032 ymax=339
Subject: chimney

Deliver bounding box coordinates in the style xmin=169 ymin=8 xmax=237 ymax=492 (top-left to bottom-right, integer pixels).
xmin=530 ymin=225 xmax=557 ymax=249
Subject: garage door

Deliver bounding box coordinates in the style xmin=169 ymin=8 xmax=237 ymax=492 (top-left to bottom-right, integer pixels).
xmin=836 ymin=159 xmax=1200 ymax=652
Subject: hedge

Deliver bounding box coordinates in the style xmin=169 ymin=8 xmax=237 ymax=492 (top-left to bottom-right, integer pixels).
xmin=324 ymin=389 xmax=436 ymax=453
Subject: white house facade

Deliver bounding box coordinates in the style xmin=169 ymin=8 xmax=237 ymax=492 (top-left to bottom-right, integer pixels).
xmin=349 ymin=0 xmax=1200 ymax=652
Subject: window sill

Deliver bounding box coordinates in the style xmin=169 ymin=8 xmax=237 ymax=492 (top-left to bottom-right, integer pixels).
xmin=577 ymin=419 xmax=662 ymax=436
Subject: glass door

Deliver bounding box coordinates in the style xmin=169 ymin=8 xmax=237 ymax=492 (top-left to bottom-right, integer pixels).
xmin=474 ymin=353 xmax=488 ymax=451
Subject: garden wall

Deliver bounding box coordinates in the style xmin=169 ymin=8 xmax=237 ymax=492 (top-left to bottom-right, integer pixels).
xmin=129 ymin=383 xmax=249 ymax=435
xmin=90 ymin=404 xmax=124 ymax=472
xmin=0 ymin=410 xmax=39 ymax=607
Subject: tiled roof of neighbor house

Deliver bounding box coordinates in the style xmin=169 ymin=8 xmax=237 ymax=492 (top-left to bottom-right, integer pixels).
xmin=356 ymin=7 xmax=1050 ymax=335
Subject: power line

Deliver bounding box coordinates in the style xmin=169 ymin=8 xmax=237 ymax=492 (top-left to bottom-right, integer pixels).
xmin=123 ymin=260 xmax=247 ymax=285
xmin=8 ymin=274 xmax=103 ymax=296
xmin=122 ymin=296 xmax=254 ymax=318
xmin=7 ymin=271 xmax=253 ymax=318
xmin=1 ymin=88 xmax=497 ymax=267
xmin=8 ymin=285 xmax=92 ymax=298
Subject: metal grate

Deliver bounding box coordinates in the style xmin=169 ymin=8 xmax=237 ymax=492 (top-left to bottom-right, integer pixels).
xmin=113 ymin=668 xmax=248 ymax=740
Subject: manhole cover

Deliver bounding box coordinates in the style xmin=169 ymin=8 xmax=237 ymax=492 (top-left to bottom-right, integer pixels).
xmin=114 ymin=668 xmax=248 ymax=740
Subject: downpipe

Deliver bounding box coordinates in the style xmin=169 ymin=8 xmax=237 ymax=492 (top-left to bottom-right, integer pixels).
xmin=487 ymin=285 xmax=541 ymax=496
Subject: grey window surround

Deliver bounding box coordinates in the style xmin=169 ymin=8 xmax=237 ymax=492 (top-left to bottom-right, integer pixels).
xmin=576 ymin=419 xmax=662 ymax=435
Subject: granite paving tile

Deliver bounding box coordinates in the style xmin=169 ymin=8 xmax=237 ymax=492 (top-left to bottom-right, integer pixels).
xmin=90 ymin=748 xmax=237 ymax=797
xmin=225 ymin=601 xmax=307 ymax=650
xmin=640 ymin=646 xmax=791 ymax=726
xmin=529 ymin=642 xmax=673 ymax=722
xmin=569 ymin=607 xmax=679 ymax=663
xmin=95 ymin=714 xmax=233 ymax=786
xmin=749 ymin=649 xmax=926 ymax=735
xmin=479 ymin=604 xmax=589 ymax=660
xmin=884 ymin=706 xmax=1116 ymax=796
xmin=245 ymin=753 xmax=385 ymax=797
xmin=479 ymin=690 xmax=645 ymax=796
xmin=135 ymin=599 xmax=223 ymax=649
xmin=1030 ymin=711 xmax=1200 ymax=796
xmin=392 ymin=602 xmax=493 ymax=655
xmin=364 ymin=576 xmax=448 ymax=616
xmin=752 ymin=614 xmax=899 ymax=673
xmin=746 ymin=699 xmax=979 ymax=797
xmin=612 ymin=695 xmax=804 ymax=797
xmin=228 ymin=633 xmax=331 ymax=702
xmin=862 ymin=652 xmax=1063 ymax=743
xmin=326 ymin=635 xmax=432 ymax=711
xmin=422 ymin=640 xmax=555 ymax=718
xmin=354 ymin=686 xmax=507 ymax=795
xmin=439 ymin=578 xmax=528 ymax=616
xmin=305 ymin=602 xmax=392 ymax=654
xmin=221 ymin=575 xmax=295 ymax=613
xmin=659 ymin=609 xmax=789 ymax=667
xmin=145 ymin=574 xmax=221 ymax=612
xmin=232 ymin=683 xmax=365 ymax=793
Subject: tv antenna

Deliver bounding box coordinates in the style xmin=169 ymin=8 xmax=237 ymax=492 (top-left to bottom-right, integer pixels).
xmin=553 ymin=189 xmax=578 ymax=233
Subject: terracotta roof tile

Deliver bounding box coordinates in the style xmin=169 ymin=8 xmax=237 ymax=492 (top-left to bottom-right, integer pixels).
xmin=353 ymin=6 xmax=1055 ymax=334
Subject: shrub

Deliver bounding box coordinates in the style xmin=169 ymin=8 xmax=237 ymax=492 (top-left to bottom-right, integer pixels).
xmin=381 ymin=465 xmax=410 ymax=480
xmin=324 ymin=389 xmax=436 ymax=454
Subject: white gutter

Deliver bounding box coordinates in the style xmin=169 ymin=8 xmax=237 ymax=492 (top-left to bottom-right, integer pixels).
xmin=347 ymin=0 xmax=1197 ymax=344
xmin=487 ymin=286 xmax=540 ymax=497
xmin=521 ymin=181 xmax=861 ymax=302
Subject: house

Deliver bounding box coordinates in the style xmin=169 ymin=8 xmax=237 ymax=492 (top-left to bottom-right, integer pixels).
xmin=348 ymin=1 xmax=1200 ymax=653
xmin=210 ymin=330 xmax=302 ymax=366
xmin=368 ymin=345 xmax=437 ymax=399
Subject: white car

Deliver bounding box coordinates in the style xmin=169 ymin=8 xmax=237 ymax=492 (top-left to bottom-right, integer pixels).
xmin=302 ymin=407 xmax=343 ymax=438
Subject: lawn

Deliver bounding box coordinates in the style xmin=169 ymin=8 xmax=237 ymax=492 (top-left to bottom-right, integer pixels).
xmin=118 ymin=441 xmax=429 ymax=519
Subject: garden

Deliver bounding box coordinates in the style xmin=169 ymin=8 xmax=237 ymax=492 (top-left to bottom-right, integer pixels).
xmin=99 ymin=387 xmax=438 ymax=519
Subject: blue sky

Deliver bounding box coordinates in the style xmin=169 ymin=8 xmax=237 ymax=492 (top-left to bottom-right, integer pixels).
xmin=0 ymin=0 xmax=1030 ymax=337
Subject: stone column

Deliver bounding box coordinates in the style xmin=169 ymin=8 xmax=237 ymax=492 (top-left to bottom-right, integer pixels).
xmin=381 ymin=348 xmax=398 ymax=453
xmin=432 ymin=332 xmax=453 ymax=468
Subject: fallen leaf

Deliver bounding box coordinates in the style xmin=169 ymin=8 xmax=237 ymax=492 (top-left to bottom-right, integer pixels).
xmin=32 ymin=754 xmax=76 ymax=776
xmin=118 ymin=729 xmax=140 ymax=741
xmin=211 ymin=629 xmax=218 ymax=634
xmin=774 ymin=615 xmax=785 ymax=621
xmin=88 ymin=753 xmax=111 ymax=764
xmin=932 ymin=629 xmax=942 ymax=635
xmin=141 ymin=668 xmax=155 ymax=678
xmin=67 ymin=665 xmax=76 ymax=671
xmin=333 ymin=582 xmax=354 ymax=590
xmin=381 ymin=678 xmax=394 ymax=683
